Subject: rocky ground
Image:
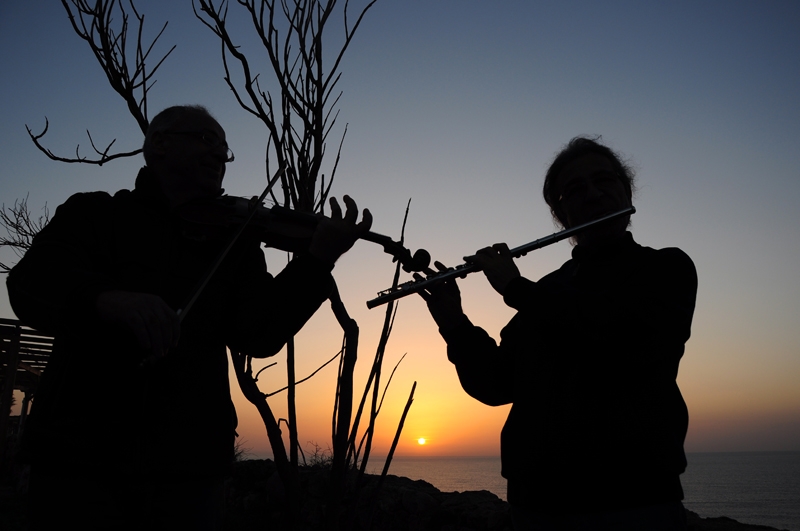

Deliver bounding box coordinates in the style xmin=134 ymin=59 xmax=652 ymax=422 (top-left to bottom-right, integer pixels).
xmin=224 ymin=460 xmax=790 ymax=531
xmin=0 ymin=459 xmax=790 ymax=530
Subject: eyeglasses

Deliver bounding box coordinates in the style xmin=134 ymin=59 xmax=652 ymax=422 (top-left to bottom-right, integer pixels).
xmin=558 ymin=170 xmax=621 ymax=203
xmin=166 ymin=130 xmax=235 ymax=163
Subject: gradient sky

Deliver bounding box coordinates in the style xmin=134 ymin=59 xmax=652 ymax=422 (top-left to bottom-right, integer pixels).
xmin=1 ymin=1 xmax=799 ymax=459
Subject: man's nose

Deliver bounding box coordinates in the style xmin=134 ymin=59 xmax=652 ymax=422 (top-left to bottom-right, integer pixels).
xmin=209 ymin=144 xmax=229 ymax=161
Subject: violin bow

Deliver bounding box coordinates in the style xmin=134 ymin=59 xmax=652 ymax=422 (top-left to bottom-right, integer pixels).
xmin=177 ymin=162 xmax=287 ymax=323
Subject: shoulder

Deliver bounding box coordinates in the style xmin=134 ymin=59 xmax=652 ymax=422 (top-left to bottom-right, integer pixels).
xmin=34 ymin=191 xmax=133 ymax=245
xmin=638 ymin=245 xmax=698 ymax=297
xmin=42 ymin=191 xmax=113 ymax=225
xmin=643 ymin=245 xmax=696 ymax=273
xmin=54 ymin=191 xmax=126 ymax=219
xmin=538 ymin=257 xmax=578 ymax=284
xmin=64 ymin=189 xmax=143 ymax=215
xmin=60 ymin=190 xmax=114 ymax=208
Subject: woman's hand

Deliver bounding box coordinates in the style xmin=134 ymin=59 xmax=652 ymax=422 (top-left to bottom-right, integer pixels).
xmin=417 ymin=261 xmax=466 ymax=331
xmin=465 ymin=243 xmax=520 ymax=296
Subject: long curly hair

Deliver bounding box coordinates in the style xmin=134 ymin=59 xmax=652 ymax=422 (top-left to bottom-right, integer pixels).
xmin=542 ymin=136 xmax=636 ymax=227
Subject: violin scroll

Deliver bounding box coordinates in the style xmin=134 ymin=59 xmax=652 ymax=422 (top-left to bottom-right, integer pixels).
xmin=407 ymin=249 xmax=432 ymax=273
xmin=359 ymin=231 xmax=431 ymax=273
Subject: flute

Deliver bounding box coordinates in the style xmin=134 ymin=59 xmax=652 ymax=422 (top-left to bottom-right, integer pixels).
xmin=366 ymin=206 xmax=635 ymax=309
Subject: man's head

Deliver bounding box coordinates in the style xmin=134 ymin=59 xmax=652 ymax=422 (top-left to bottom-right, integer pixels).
xmin=542 ymin=137 xmax=635 ymax=244
xmin=143 ymin=105 xmax=233 ymax=206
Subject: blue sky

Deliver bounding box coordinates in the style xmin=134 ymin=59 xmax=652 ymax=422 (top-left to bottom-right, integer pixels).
xmin=1 ymin=1 xmax=799 ymax=455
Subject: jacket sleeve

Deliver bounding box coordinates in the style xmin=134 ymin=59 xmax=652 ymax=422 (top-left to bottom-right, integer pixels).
xmin=6 ymin=192 xmax=117 ymax=337
xmin=439 ymin=314 xmax=516 ymax=407
xmin=223 ymin=246 xmax=334 ymax=358
xmin=437 ymin=271 xmax=572 ymax=407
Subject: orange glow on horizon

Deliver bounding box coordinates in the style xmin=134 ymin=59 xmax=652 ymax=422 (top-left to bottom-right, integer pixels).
xmin=226 ymin=294 xmax=800 ymax=460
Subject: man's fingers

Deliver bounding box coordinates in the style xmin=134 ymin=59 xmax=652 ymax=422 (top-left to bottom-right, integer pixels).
xmin=358 ymin=208 xmax=373 ymax=232
xmin=309 ymin=195 xmax=373 ymax=264
xmin=341 ymin=195 xmax=358 ymax=224
xmin=140 ymin=307 xmax=171 ymax=357
xmin=130 ymin=312 xmax=152 ymax=352
xmin=171 ymin=313 xmax=181 ymax=348
xmin=329 ymin=197 xmax=342 ymax=220
xmin=132 ymin=311 xmax=165 ymax=357
xmin=142 ymin=298 xmax=178 ymax=355
xmin=153 ymin=298 xmax=180 ymax=347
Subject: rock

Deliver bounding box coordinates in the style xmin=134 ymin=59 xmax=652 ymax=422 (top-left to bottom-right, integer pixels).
xmin=224 ymin=460 xmax=789 ymax=531
xmin=0 ymin=460 xmax=788 ymax=531
xmin=362 ymin=475 xmax=512 ymax=531
xmin=686 ymin=510 xmax=790 ymax=531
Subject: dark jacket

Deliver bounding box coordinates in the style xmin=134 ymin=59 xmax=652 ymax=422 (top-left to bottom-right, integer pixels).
xmin=440 ymin=232 xmax=697 ymax=513
xmin=7 ymin=168 xmax=334 ymax=482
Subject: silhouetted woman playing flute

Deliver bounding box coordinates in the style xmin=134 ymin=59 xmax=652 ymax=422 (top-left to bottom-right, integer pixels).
xmin=420 ymin=137 xmax=697 ymax=531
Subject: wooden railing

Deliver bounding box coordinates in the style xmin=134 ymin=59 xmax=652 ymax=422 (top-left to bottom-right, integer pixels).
xmin=0 ymin=318 xmax=53 ymax=458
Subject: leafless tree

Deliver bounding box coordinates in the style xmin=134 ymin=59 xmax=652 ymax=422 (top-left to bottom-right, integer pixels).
xmin=0 ymin=198 xmax=50 ymax=274
xmin=25 ymin=0 xmax=175 ymax=165
xmin=193 ymin=0 xmax=378 ymax=212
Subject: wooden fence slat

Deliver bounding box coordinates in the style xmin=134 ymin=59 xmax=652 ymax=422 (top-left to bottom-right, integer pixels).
xmin=0 ymin=319 xmax=53 ymax=452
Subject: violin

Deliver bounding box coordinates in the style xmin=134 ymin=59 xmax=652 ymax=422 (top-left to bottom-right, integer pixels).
xmin=177 ymin=195 xmax=432 ymax=273
xmin=173 ymin=194 xmax=432 ymax=322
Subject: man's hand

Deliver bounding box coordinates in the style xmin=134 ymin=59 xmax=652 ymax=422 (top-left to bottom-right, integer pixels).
xmin=417 ymin=261 xmax=466 ymax=331
xmin=96 ymin=290 xmax=180 ymax=358
xmin=308 ymin=195 xmax=373 ymax=265
xmin=465 ymin=243 xmax=521 ymax=296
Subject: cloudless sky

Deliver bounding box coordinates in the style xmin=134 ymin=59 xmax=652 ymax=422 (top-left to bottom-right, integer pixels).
xmin=1 ymin=1 xmax=799 ymax=459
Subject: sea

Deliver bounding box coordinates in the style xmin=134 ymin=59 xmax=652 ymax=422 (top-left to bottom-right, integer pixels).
xmin=368 ymin=452 xmax=800 ymax=531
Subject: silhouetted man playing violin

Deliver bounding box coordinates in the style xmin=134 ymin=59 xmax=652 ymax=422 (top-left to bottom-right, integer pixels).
xmin=7 ymin=105 xmax=372 ymax=530
xmin=422 ymin=137 xmax=697 ymax=530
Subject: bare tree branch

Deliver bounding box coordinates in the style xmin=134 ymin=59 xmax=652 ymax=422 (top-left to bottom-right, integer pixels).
xmin=194 ymin=0 xmax=379 ymax=212
xmin=263 ymin=348 xmax=343 ymax=396
xmin=26 ymin=0 xmax=175 ymax=165
xmin=0 ymin=197 xmax=50 ymax=273
xmin=26 ymin=119 xmax=143 ymax=166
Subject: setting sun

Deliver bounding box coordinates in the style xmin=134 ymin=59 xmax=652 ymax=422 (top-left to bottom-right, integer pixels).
xmin=417 ymin=438 xmax=426 ymax=445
